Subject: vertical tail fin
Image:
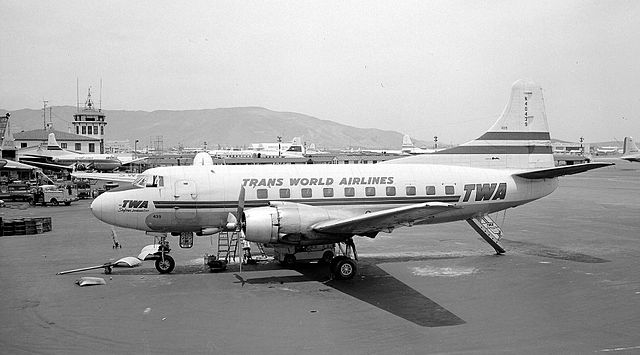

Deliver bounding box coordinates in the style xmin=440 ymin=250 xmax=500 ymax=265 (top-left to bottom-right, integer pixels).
xmin=401 ymin=135 xmax=414 ymax=153
xmin=384 ymin=79 xmax=554 ymax=169
xmin=623 ymin=137 xmax=638 ymax=155
xmin=47 ymin=133 xmax=64 ymax=151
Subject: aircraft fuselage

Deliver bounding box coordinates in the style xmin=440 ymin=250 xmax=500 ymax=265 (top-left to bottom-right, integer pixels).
xmin=90 ymin=163 xmax=558 ymax=236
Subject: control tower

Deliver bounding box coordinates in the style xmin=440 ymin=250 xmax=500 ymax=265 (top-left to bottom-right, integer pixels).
xmin=72 ymin=88 xmax=107 ymax=153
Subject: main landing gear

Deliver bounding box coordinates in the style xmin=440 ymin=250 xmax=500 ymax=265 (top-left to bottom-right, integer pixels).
xmin=330 ymin=238 xmax=358 ymax=280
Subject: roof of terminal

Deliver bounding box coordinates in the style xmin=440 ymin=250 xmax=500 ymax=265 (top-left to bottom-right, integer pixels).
xmin=13 ymin=129 xmax=100 ymax=142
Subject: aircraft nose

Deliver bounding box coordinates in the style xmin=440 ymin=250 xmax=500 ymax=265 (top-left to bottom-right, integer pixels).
xmin=90 ymin=193 xmax=104 ymax=221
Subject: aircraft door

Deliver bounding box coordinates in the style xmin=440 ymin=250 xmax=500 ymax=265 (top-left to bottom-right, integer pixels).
xmin=174 ymin=179 xmax=197 ymax=220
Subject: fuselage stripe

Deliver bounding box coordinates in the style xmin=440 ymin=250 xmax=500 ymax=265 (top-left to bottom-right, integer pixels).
xmin=476 ymin=132 xmax=551 ymax=140
xmin=153 ymin=196 xmax=462 ymax=209
xmin=434 ymin=145 xmax=552 ymax=155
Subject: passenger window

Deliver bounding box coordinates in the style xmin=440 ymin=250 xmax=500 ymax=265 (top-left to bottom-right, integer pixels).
xmin=406 ymin=186 xmax=416 ymax=196
xmin=386 ymin=186 xmax=396 ymax=196
xmin=279 ymin=188 xmax=290 ymax=198
xmin=301 ymin=188 xmax=312 ymax=198
xmin=344 ymin=187 xmax=355 ymax=197
xmin=365 ymin=187 xmax=376 ymax=196
xmin=323 ymin=188 xmax=334 ymax=197
xmin=445 ymin=186 xmax=454 ymax=195
xmin=426 ymin=186 xmax=436 ymax=195
xmin=257 ymin=189 xmax=268 ymax=199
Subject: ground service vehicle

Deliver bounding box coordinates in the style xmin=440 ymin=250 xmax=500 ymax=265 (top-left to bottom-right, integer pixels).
xmin=30 ymin=185 xmax=79 ymax=206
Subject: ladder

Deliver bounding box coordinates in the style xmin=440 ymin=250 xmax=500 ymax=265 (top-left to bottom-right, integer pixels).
xmin=217 ymin=231 xmax=239 ymax=262
xmin=466 ymin=214 xmax=506 ymax=254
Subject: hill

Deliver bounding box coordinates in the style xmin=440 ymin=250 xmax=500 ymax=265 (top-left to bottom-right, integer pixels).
xmin=0 ymin=106 xmax=430 ymax=150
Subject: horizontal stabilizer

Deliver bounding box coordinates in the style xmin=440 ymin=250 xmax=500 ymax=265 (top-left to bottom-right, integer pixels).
xmin=514 ymin=162 xmax=613 ymax=179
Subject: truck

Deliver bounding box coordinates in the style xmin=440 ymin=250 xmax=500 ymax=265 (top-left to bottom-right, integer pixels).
xmin=272 ymin=244 xmax=335 ymax=266
xmin=30 ymin=184 xmax=79 ymax=206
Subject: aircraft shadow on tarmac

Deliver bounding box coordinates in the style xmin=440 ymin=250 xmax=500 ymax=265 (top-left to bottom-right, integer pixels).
xmin=112 ymin=240 xmax=608 ymax=328
xmin=236 ymin=258 xmax=466 ymax=328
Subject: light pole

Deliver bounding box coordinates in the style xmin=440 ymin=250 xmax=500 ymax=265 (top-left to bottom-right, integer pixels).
xmin=134 ymin=139 xmax=139 ymax=173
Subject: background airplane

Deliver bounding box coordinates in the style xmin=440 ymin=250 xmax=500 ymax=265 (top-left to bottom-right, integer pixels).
xmin=89 ymin=80 xmax=612 ymax=279
xmin=19 ymin=133 xmax=146 ymax=171
xmin=621 ymin=136 xmax=640 ymax=162
xmin=208 ymin=137 xmax=305 ymax=158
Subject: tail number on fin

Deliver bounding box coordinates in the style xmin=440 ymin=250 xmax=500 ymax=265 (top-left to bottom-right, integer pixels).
xmin=462 ymin=183 xmax=507 ymax=202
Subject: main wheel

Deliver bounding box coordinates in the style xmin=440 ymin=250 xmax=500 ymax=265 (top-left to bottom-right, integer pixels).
xmin=332 ymin=257 xmax=357 ymax=280
xmin=282 ymin=254 xmax=296 ymax=267
xmin=319 ymin=250 xmax=334 ymax=264
xmin=155 ymin=254 xmax=175 ymax=274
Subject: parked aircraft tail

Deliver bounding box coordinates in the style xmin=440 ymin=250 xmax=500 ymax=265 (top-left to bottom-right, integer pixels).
xmin=401 ymin=135 xmax=414 ymax=152
xmin=385 ymin=79 xmax=554 ymax=169
xmin=623 ymin=137 xmax=638 ymax=155
xmin=47 ymin=133 xmax=64 ymax=151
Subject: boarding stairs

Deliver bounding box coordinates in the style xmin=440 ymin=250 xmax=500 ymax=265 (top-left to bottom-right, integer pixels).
xmin=216 ymin=231 xmax=240 ymax=262
xmin=466 ymin=214 xmax=506 ymax=254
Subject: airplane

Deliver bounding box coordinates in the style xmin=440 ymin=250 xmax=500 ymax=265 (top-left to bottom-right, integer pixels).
xmin=400 ymin=135 xmax=441 ymax=154
xmin=88 ymin=79 xmax=613 ymax=279
xmin=595 ymin=145 xmax=620 ymax=155
xmin=358 ymin=135 xmax=440 ymax=155
xmin=621 ymin=136 xmax=640 ymax=162
xmin=208 ymin=137 xmax=305 ymax=159
xmin=18 ymin=133 xmax=147 ymax=171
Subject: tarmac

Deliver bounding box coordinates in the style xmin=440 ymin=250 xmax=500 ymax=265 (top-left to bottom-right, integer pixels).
xmin=1 ymin=160 xmax=639 ymax=354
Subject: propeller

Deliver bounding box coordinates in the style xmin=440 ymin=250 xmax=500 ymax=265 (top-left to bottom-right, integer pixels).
xmin=233 ymin=186 xmax=246 ymax=273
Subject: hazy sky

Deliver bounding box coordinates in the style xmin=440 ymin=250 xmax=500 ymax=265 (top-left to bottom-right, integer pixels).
xmin=1 ymin=0 xmax=639 ymax=143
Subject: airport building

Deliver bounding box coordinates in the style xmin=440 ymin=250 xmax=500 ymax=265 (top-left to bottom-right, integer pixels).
xmin=71 ymin=88 xmax=107 ymax=153
xmin=13 ymin=129 xmax=100 ymax=153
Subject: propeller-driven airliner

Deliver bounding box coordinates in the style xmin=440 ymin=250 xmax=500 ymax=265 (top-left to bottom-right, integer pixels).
xmin=88 ymin=80 xmax=613 ymax=279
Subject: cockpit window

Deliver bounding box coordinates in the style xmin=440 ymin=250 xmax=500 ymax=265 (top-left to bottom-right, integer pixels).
xmin=134 ymin=175 xmax=164 ymax=188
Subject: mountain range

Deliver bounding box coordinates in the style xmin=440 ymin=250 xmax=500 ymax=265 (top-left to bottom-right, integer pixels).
xmin=0 ymin=106 xmax=432 ymax=150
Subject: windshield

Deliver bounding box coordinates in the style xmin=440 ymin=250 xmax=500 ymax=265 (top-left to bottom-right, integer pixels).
xmin=133 ymin=174 xmax=164 ymax=188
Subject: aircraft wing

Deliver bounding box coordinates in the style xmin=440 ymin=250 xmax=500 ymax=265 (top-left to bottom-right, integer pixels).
xmin=18 ymin=159 xmax=75 ymax=170
xmin=513 ymin=162 xmax=614 ymax=179
xmin=71 ymin=172 xmax=139 ymax=183
xmin=119 ymin=157 xmax=148 ymax=165
xmin=312 ymin=202 xmax=458 ymax=235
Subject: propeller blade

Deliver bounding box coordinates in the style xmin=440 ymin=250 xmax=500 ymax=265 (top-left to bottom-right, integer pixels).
xmin=236 ymin=186 xmax=245 ymax=227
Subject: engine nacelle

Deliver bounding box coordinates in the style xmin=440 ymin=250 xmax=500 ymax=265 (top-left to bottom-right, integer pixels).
xmin=242 ymin=202 xmax=342 ymax=245
xmin=242 ymin=206 xmax=279 ymax=244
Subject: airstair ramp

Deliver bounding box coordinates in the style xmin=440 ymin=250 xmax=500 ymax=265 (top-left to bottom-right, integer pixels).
xmin=216 ymin=231 xmax=240 ymax=262
xmin=466 ymin=214 xmax=506 ymax=254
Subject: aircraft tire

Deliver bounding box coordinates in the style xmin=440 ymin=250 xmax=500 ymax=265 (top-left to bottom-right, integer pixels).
xmin=155 ymin=255 xmax=175 ymax=274
xmin=319 ymin=250 xmax=334 ymax=264
xmin=333 ymin=257 xmax=357 ymax=280
xmin=282 ymin=254 xmax=296 ymax=267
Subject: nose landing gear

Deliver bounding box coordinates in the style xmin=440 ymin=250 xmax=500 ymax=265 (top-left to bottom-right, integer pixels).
xmin=146 ymin=233 xmax=176 ymax=274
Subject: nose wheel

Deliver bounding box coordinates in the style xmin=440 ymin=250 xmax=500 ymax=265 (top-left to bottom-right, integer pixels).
xmin=148 ymin=233 xmax=175 ymax=274
xmin=155 ymin=254 xmax=175 ymax=274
